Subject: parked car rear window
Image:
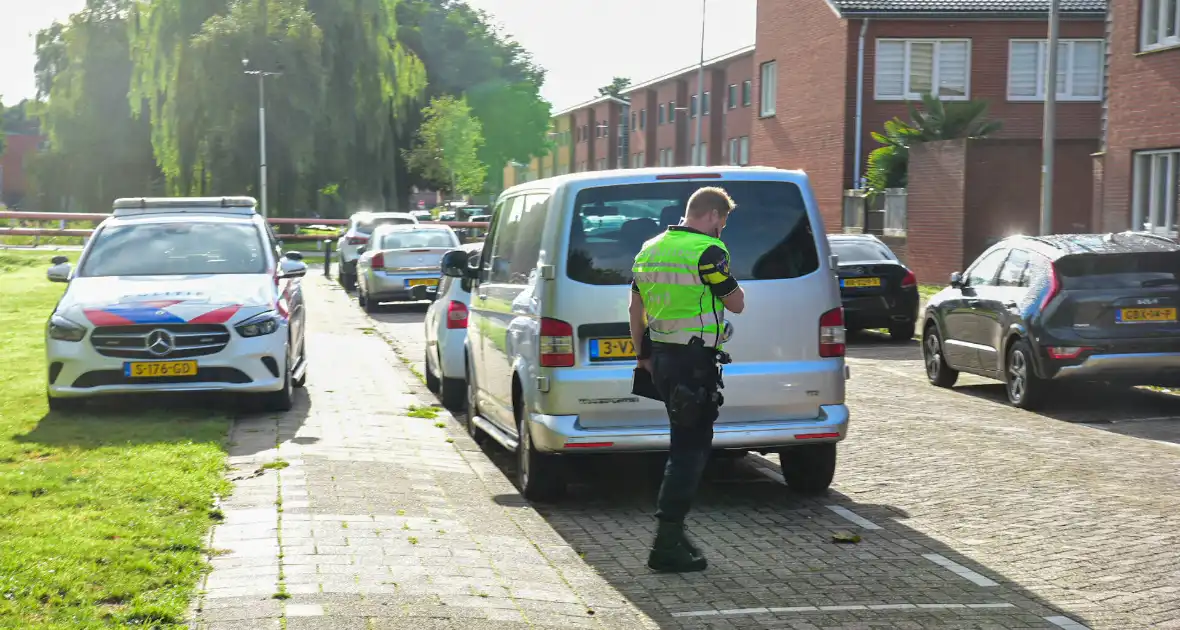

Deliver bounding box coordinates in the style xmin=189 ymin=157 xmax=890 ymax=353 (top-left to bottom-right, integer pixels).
xmin=830 ymin=239 xmax=896 ymax=263
xmin=566 ymin=181 xmax=818 ymax=285
xmin=1057 ymin=252 xmax=1180 ymax=289
xmin=356 ymin=216 xmax=414 ymax=233
xmin=80 ymin=222 xmax=265 ymax=277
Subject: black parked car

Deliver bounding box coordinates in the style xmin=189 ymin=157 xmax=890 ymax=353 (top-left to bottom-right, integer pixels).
xmin=829 ymin=234 xmax=919 ymax=341
xmin=922 ymin=232 xmax=1180 ymax=409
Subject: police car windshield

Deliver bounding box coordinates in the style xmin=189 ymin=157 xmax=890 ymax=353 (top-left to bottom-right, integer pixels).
xmin=567 ymin=180 xmax=819 ymax=285
xmin=78 ymin=222 xmax=266 ymax=277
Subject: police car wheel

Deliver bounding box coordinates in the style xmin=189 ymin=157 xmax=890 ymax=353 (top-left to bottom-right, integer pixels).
xmin=47 ymin=393 xmax=83 ymax=413
xmin=778 ymin=443 xmax=836 ymax=495
xmin=258 ymin=367 xmax=294 ymax=413
xmin=516 ymin=405 xmax=565 ymax=502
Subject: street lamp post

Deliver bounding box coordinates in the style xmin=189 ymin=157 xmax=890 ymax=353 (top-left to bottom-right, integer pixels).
xmin=1039 ymin=0 xmax=1060 ymax=235
xmin=243 ymin=59 xmax=282 ymax=219
xmin=693 ymin=0 xmax=707 ymax=166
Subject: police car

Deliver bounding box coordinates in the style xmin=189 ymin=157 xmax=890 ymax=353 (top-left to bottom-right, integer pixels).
xmin=44 ymin=197 xmax=309 ymax=411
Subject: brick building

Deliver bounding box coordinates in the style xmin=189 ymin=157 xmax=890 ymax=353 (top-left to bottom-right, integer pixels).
xmin=0 ymin=134 xmax=45 ymax=206
xmin=1097 ymin=0 xmax=1180 ymax=234
xmin=623 ymin=46 xmax=755 ymax=168
xmin=752 ymin=0 xmax=1105 ymax=229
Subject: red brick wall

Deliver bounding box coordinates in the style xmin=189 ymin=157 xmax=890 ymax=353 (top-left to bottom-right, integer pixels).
xmin=753 ymin=0 xmax=853 ymax=231
xmin=573 ymin=109 xmax=592 ymax=172
xmin=907 ymin=140 xmax=968 ymax=283
xmin=721 ymin=56 xmax=754 ymax=164
xmin=654 ymin=82 xmax=680 ymax=165
xmin=1102 ymin=0 xmax=1180 ymax=231
xmin=0 ymin=134 xmax=43 ymax=198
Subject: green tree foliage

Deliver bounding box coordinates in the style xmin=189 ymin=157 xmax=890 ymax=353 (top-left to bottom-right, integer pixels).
xmin=396 ymin=0 xmax=550 ymax=193
xmin=1 ymin=100 xmax=42 ymax=136
xmin=865 ymin=93 xmax=1002 ymax=194
xmin=404 ymin=95 xmax=486 ymax=196
xmin=29 ymin=0 xmax=161 ymax=212
xmin=598 ymin=77 xmax=631 ymax=98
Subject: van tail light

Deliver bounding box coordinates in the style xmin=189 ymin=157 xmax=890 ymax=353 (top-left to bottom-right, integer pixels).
xmin=370 ymin=253 xmax=385 ymax=269
xmin=901 ymin=269 xmax=917 ymax=288
xmin=1040 ymin=263 xmax=1061 ymax=311
xmin=446 ymin=301 xmax=468 ymax=329
xmin=1048 ymin=346 xmax=1091 ymax=360
xmin=540 ymin=318 xmax=575 ymax=367
xmin=346 ymin=235 xmax=369 ymax=245
xmin=819 ymin=307 xmax=846 ymax=358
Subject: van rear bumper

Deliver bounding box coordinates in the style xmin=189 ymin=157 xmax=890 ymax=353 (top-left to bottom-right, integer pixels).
xmin=528 ymin=404 xmax=850 ymax=453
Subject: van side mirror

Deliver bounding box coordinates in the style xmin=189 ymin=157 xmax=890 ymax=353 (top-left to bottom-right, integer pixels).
xmin=441 ymin=250 xmax=469 ymax=278
xmin=949 ymin=271 xmax=964 ymax=288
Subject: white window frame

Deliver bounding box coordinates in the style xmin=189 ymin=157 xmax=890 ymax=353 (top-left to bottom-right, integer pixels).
xmin=703 ymin=91 xmax=711 ymax=115
xmin=728 ymin=138 xmax=739 ymax=165
xmin=658 ymin=103 xmax=666 ymax=124
xmin=739 ymin=136 xmax=750 ymax=166
xmin=668 ymin=101 xmax=676 ymax=123
xmin=1007 ymin=39 xmax=1104 ymax=102
xmin=728 ymin=84 xmax=738 ymax=109
xmin=874 ymin=38 xmax=972 ymax=101
xmin=760 ymin=61 xmax=777 ymax=116
xmin=1142 ymin=0 xmax=1180 ymax=51
xmin=1133 ymin=149 xmax=1180 ymax=237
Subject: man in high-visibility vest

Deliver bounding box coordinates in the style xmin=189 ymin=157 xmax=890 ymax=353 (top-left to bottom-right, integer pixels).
xmin=629 ymin=186 xmax=746 ymax=573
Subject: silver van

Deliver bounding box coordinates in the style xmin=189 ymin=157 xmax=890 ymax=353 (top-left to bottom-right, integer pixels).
xmin=442 ymin=167 xmax=850 ymax=500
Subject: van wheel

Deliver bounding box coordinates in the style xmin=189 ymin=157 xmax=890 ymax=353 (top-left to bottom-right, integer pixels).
xmin=516 ymin=402 xmax=566 ymax=502
xmin=779 ymin=443 xmax=836 ymax=495
xmin=1007 ymin=339 xmax=1046 ymax=410
xmin=440 ymin=378 xmax=465 ymax=412
xmin=424 ymin=349 xmax=441 ymax=393
xmin=923 ymin=324 xmax=959 ymax=388
xmin=464 ymin=358 xmax=487 ymax=445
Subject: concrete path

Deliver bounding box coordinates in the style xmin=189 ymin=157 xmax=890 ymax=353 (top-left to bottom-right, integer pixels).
xmin=188 ymin=277 xmax=656 ymax=629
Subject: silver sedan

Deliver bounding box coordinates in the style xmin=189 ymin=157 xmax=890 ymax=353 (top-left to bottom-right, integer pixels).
xmin=356 ymin=224 xmax=461 ymax=312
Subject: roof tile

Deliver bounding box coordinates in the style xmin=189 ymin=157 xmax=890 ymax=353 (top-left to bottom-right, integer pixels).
xmin=830 ymin=0 xmax=1106 ymax=13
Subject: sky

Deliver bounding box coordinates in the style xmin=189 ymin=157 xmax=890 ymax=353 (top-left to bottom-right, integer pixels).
xmin=0 ymin=0 xmax=757 ymax=112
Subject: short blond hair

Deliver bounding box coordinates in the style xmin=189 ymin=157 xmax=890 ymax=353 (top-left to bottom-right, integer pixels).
xmin=685 ymin=187 xmax=736 ymax=219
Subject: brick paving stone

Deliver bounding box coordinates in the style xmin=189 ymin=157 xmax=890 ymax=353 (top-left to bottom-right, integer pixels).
xmin=188 ymin=278 xmax=657 ymax=629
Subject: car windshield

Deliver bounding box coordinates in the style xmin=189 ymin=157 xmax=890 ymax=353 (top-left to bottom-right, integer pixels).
xmin=79 ymin=221 xmax=265 ymax=277
xmin=830 ymin=239 xmax=896 ymax=262
xmin=567 ymin=181 xmax=819 ymax=285
xmin=379 ymin=229 xmax=458 ymax=250
xmin=356 ymin=216 xmax=414 ymax=233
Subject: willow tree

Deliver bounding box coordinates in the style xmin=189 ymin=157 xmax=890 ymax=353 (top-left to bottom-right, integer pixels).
xmin=130 ymin=0 xmax=425 ymax=214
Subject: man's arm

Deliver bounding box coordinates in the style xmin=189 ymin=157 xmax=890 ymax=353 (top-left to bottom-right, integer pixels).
xmin=628 ymin=283 xmax=652 ymax=370
xmin=699 ymin=246 xmax=745 ymax=314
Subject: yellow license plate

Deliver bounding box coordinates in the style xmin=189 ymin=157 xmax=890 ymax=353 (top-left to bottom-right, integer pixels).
xmin=842 ymin=277 xmax=881 ymax=288
xmin=406 ymin=278 xmax=439 ymax=288
xmin=591 ymin=337 xmax=636 ymax=361
xmin=124 ymin=361 xmax=198 ymax=378
xmin=1117 ymin=307 xmax=1177 ymax=323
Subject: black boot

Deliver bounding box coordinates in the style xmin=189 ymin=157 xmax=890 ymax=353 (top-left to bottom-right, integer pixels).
xmin=648 ymin=520 xmax=707 ymax=573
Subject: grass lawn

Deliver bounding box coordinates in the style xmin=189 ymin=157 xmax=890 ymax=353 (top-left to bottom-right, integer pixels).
xmin=0 ymin=251 xmax=231 ymax=628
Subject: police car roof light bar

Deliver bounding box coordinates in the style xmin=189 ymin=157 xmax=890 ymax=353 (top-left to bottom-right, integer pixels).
xmin=111 ymin=197 xmax=259 ymax=217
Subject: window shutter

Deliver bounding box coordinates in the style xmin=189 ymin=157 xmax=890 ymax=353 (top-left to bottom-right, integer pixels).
xmin=909 ymin=42 xmax=935 ymax=95
xmin=936 ymin=41 xmax=968 ymax=97
xmin=1009 ymin=40 xmax=1040 ymax=97
xmin=875 ymin=41 xmax=905 ymax=98
xmin=1072 ymin=41 xmax=1103 ymax=97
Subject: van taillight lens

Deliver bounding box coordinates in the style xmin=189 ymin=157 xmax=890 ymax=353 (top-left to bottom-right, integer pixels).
xmin=347 ymin=235 xmax=369 ymax=245
xmin=370 ymin=253 xmax=385 ymax=269
xmin=540 ymin=318 xmax=575 ymax=367
xmin=446 ymin=301 xmax=468 ymax=329
xmin=901 ymin=269 xmax=917 ymax=288
xmin=1040 ymin=264 xmax=1061 ymax=311
xmin=819 ymin=307 xmax=846 ymax=358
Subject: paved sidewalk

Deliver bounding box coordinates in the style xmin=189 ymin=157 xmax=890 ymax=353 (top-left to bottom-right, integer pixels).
xmin=188 ymin=277 xmax=657 ymax=629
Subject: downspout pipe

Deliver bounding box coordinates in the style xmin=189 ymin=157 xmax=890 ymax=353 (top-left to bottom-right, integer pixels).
xmin=853 ymin=18 xmax=870 ymax=190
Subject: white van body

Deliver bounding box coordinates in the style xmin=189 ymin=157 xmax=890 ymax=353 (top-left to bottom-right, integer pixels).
xmin=459 ymin=166 xmax=850 ymax=499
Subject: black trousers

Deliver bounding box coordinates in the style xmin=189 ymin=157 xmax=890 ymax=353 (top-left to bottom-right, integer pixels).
xmin=650 ymin=342 xmax=721 ymax=524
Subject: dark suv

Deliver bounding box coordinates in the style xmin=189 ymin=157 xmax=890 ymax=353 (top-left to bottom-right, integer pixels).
xmin=922 ymin=232 xmax=1180 ymax=409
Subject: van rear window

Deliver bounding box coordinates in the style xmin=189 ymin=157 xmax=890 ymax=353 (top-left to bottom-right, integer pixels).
xmin=1057 ymin=252 xmax=1180 ymax=289
xmin=566 ymin=181 xmax=818 ymax=285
